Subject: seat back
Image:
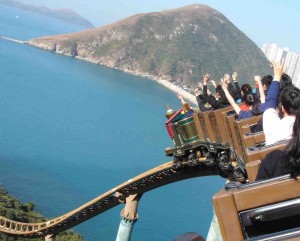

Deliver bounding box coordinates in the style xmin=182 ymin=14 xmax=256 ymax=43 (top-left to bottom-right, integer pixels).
xmin=225 ymin=114 xmax=243 ymax=159
xmin=221 ymin=110 xmax=233 ymax=148
xmin=197 ymin=111 xmax=215 ymax=143
xmin=193 ymin=112 xmax=205 ymax=141
xmin=208 ymin=106 xmax=234 ymax=145
xmin=246 ymin=160 xmax=261 ymax=182
xmin=233 ymin=115 xmax=262 ymax=162
xmin=245 ymin=140 xmax=288 ymax=163
xmin=213 ymin=175 xmax=300 ymax=241
xmin=243 ymin=132 xmax=265 ymax=150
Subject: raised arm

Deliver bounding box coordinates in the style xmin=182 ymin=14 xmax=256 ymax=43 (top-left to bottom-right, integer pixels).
xmin=221 ymin=78 xmax=241 ymax=115
xmin=177 ymin=94 xmax=185 ymax=104
xmin=260 ymin=62 xmax=285 ymax=111
xmin=232 ymin=72 xmax=242 ymax=100
xmin=202 ymin=73 xmax=211 ymax=99
xmin=224 ymin=73 xmax=237 ymax=100
xmin=211 ymin=80 xmax=217 ymax=89
xmin=254 ymin=75 xmax=265 ymax=103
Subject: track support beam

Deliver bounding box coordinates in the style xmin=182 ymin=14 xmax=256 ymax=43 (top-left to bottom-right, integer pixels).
xmin=115 ymin=194 xmax=142 ymax=241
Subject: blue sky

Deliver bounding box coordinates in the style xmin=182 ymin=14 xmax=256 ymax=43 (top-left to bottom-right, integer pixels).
xmin=22 ymin=0 xmax=300 ymax=53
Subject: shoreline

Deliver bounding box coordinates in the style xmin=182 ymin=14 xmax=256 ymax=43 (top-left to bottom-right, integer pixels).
xmin=0 ymin=35 xmax=27 ymax=44
xmin=123 ymin=69 xmax=198 ymax=106
xmin=74 ymin=56 xmax=198 ymax=106
xmin=3 ymin=34 xmax=197 ymax=106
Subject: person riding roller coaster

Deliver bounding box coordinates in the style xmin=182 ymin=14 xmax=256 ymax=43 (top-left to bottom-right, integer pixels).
xmin=171 ymin=95 xmax=194 ymax=122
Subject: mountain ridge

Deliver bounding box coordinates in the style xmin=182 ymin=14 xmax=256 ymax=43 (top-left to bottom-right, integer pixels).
xmin=28 ymin=4 xmax=272 ymax=89
xmin=0 ymin=0 xmax=94 ymax=28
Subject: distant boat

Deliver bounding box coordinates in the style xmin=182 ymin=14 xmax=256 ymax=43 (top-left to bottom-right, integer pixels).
xmin=16 ymin=16 xmax=20 ymax=19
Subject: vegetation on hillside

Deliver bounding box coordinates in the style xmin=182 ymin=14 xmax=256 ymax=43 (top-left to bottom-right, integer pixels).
xmin=29 ymin=4 xmax=272 ymax=90
xmin=0 ymin=187 xmax=84 ymax=241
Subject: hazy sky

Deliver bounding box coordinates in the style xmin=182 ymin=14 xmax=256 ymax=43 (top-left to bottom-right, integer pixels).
xmin=21 ymin=0 xmax=300 ymax=53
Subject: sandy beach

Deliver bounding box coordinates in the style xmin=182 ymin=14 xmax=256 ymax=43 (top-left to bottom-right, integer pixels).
xmin=151 ymin=76 xmax=198 ymax=105
xmin=74 ymin=55 xmax=198 ymax=106
xmin=122 ymin=69 xmax=198 ymax=106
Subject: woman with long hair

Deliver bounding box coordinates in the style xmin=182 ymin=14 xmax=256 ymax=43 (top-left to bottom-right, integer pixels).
xmin=256 ymin=109 xmax=300 ymax=180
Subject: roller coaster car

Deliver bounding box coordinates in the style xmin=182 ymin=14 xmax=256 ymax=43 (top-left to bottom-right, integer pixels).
xmin=165 ymin=108 xmax=232 ymax=171
xmin=164 ymin=105 xmax=288 ymax=182
xmin=165 ymin=109 xmax=204 ymax=166
xmin=213 ymin=175 xmax=300 ymax=241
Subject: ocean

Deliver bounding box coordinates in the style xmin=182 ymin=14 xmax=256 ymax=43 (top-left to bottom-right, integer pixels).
xmin=0 ymin=4 xmax=225 ymax=241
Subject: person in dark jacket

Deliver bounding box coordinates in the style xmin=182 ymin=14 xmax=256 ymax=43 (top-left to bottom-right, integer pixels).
xmin=195 ymin=82 xmax=214 ymax=112
xmin=202 ymin=73 xmax=230 ymax=110
xmin=230 ymin=71 xmax=242 ymax=101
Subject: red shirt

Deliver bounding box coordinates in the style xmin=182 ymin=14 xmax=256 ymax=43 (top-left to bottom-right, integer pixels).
xmin=240 ymin=104 xmax=249 ymax=111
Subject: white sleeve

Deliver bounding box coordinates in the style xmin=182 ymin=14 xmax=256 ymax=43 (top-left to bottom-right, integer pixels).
xmin=263 ymin=109 xmax=281 ymax=145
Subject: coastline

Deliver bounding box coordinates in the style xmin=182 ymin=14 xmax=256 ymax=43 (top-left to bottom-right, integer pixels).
xmin=74 ymin=56 xmax=198 ymax=106
xmin=124 ymin=69 xmax=198 ymax=106
xmin=19 ymin=37 xmax=197 ymax=106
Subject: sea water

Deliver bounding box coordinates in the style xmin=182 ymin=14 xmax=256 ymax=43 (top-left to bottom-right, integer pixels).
xmin=0 ymin=5 xmax=225 ymax=241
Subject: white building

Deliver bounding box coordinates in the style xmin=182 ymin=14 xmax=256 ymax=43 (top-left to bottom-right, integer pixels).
xmin=293 ymin=59 xmax=300 ymax=88
xmin=264 ymin=43 xmax=278 ymax=60
xmin=262 ymin=43 xmax=300 ymax=86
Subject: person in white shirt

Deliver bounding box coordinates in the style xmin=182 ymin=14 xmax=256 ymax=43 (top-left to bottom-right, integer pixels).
xmin=263 ymin=62 xmax=300 ymax=145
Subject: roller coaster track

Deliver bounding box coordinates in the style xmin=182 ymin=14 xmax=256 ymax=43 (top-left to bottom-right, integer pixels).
xmin=0 ymin=161 xmax=219 ymax=238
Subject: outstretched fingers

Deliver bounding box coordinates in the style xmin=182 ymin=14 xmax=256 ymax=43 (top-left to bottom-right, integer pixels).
xmin=273 ymin=62 xmax=285 ymax=80
xmin=220 ymin=77 xmax=227 ymax=89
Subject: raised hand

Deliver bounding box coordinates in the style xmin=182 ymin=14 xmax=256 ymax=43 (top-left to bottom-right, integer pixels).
xmin=224 ymin=73 xmax=231 ymax=83
xmin=207 ymin=89 xmax=211 ymax=95
xmin=255 ymin=75 xmax=265 ymax=103
xmin=232 ymin=72 xmax=238 ymax=81
xmin=254 ymin=75 xmax=262 ymax=83
xmin=203 ymin=73 xmax=211 ymax=85
xmin=177 ymin=94 xmax=183 ymax=101
xmin=211 ymin=80 xmax=217 ymax=89
xmin=272 ymin=62 xmax=285 ymax=80
xmin=220 ymin=77 xmax=228 ymax=90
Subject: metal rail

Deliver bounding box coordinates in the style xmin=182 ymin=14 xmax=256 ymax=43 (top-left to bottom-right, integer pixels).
xmin=0 ymin=161 xmax=219 ymax=238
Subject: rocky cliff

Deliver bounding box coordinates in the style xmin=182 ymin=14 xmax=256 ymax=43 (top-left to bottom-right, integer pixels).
xmin=28 ymin=4 xmax=271 ymax=89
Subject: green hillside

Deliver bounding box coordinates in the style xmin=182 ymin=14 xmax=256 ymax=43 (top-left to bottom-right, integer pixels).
xmin=0 ymin=187 xmax=83 ymax=241
xmin=29 ymin=4 xmax=272 ymax=89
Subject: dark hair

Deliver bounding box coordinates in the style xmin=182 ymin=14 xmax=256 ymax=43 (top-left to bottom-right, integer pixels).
xmin=280 ymin=74 xmax=293 ymax=91
xmin=262 ymin=75 xmax=273 ymax=89
xmin=280 ymin=86 xmax=300 ymax=115
xmin=241 ymin=84 xmax=252 ymax=94
xmin=242 ymin=92 xmax=261 ymax=116
xmin=243 ymin=92 xmax=256 ymax=106
xmin=285 ymin=109 xmax=300 ymax=178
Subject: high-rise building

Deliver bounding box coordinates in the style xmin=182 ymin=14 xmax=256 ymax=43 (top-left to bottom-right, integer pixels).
xmin=293 ymin=59 xmax=300 ymax=88
xmin=264 ymin=43 xmax=278 ymax=60
xmin=262 ymin=44 xmax=300 ymax=86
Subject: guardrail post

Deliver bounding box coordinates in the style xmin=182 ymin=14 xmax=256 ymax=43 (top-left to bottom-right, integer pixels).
xmin=115 ymin=194 xmax=142 ymax=241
